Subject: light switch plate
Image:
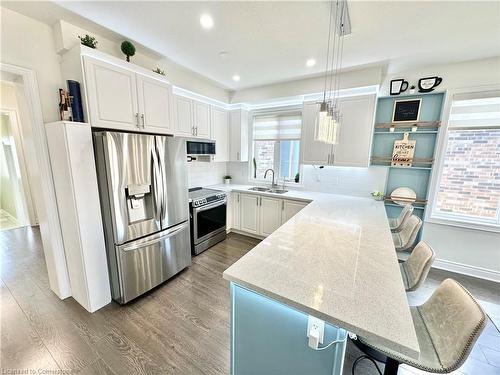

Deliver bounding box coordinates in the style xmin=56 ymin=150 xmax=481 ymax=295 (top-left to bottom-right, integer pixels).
xmin=307 ymin=316 xmax=325 ymax=344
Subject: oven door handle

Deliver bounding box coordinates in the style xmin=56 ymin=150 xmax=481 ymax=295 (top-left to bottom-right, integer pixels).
xmin=194 ymin=199 xmax=227 ymax=213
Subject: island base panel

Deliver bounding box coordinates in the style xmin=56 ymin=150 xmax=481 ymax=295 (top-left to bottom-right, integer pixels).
xmin=230 ymin=283 xmax=347 ymax=375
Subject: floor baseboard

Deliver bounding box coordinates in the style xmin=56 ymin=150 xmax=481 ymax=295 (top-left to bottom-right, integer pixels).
xmin=432 ymin=258 xmax=500 ymax=283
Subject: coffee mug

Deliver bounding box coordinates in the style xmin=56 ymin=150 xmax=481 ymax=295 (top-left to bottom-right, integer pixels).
xmin=418 ymin=76 xmax=442 ymax=93
xmin=390 ymin=79 xmax=409 ymax=95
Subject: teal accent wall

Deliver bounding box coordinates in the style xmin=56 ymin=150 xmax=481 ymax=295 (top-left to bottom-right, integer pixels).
xmin=231 ymin=283 xmax=347 ymax=375
xmin=371 ymin=92 xmax=445 ymax=227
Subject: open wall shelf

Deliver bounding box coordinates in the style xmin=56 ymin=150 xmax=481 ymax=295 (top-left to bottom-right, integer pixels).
xmin=371 ymin=92 xmax=445 ymax=232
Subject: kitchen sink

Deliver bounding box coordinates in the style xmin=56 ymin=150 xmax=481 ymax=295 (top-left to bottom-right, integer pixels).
xmin=269 ymin=189 xmax=288 ymax=194
xmin=248 ymin=187 xmax=270 ymax=192
xmin=248 ymin=187 xmax=288 ymax=194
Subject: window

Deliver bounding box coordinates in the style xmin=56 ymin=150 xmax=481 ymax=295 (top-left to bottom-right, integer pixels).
xmin=432 ymin=91 xmax=500 ymax=229
xmin=252 ymin=111 xmax=301 ymax=183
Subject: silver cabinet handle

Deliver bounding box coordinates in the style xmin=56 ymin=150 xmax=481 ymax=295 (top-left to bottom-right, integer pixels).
xmin=195 ymin=127 xmax=198 ymax=136
xmin=237 ymin=152 xmax=240 ymax=161
xmin=282 ymin=200 xmax=284 ymax=210
xmin=192 ymin=126 xmax=195 ymax=135
xmin=237 ymin=194 xmax=240 ymax=203
xmin=327 ymin=154 xmax=330 ymax=164
xmin=141 ymin=113 xmax=145 ymax=128
xmin=331 ymin=153 xmax=335 ymax=164
xmin=135 ymin=113 xmax=139 ymax=127
xmin=256 ymin=197 xmax=258 ymax=206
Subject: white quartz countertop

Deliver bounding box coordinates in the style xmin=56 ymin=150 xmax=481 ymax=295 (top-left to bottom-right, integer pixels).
xmin=220 ymin=187 xmax=420 ymax=359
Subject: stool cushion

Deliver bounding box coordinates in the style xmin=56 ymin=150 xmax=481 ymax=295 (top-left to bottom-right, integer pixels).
xmin=400 ymin=242 xmax=435 ymax=291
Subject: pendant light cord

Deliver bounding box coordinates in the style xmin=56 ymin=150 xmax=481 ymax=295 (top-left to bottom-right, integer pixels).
xmin=328 ymin=0 xmax=340 ymax=106
xmin=323 ymin=0 xmax=334 ymax=103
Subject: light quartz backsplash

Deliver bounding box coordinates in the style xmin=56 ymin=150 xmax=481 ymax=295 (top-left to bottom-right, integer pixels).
xmin=187 ymin=161 xmax=227 ymax=188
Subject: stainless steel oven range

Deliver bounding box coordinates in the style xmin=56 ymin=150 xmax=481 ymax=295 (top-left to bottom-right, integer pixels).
xmin=189 ymin=187 xmax=227 ymax=255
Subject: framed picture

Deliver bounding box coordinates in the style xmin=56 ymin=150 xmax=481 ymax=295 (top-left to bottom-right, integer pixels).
xmin=392 ymin=98 xmax=422 ymax=123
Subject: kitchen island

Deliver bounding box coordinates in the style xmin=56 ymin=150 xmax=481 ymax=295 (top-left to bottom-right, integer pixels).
xmin=223 ymin=192 xmax=419 ymax=374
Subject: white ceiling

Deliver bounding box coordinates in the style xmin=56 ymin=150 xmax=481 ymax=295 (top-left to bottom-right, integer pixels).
xmin=5 ymin=1 xmax=500 ymax=90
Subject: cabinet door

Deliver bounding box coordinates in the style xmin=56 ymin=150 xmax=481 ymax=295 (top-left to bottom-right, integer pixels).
xmin=229 ymin=110 xmax=249 ymax=162
xmin=232 ymin=193 xmax=241 ymax=230
xmin=173 ymin=95 xmax=193 ymax=136
xmin=137 ymin=74 xmax=173 ymax=134
xmin=211 ymin=107 xmax=229 ymax=162
xmin=239 ymin=194 xmax=259 ymax=235
xmin=300 ymin=101 xmax=331 ymax=165
xmin=282 ymin=200 xmax=308 ymax=224
xmin=193 ymin=101 xmax=211 ymax=138
xmin=83 ymin=56 xmax=139 ymax=130
xmin=333 ymin=95 xmax=376 ymax=167
xmin=259 ymin=196 xmax=282 ymax=237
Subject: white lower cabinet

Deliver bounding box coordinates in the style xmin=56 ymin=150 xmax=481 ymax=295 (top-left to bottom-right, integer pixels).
xmin=259 ymin=196 xmax=282 ymax=236
xmin=231 ymin=193 xmax=309 ymax=238
xmin=239 ymin=194 xmax=260 ymax=235
xmin=282 ymin=200 xmax=308 ymax=222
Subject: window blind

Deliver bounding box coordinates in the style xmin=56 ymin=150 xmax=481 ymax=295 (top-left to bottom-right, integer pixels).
xmin=449 ymin=90 xmax=500 ymax=128
xmin=253 ymin=111 xmax=302 ymax=141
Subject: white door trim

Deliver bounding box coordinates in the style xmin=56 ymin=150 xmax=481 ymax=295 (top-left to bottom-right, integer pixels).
xmin=0 ymin=62 xmax=71 ymax=299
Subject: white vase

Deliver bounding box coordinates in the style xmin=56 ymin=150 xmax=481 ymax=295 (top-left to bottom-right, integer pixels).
xmin=224 ymin=179 xmax=231 ymax=184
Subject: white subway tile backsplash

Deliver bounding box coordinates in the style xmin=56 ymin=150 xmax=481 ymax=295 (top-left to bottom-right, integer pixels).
xmin=187 ymin=161 xmax=227 ymax=188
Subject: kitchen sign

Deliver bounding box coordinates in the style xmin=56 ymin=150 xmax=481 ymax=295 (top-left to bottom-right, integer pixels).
xmin=392 ymin=132 xmax=416 ymax=167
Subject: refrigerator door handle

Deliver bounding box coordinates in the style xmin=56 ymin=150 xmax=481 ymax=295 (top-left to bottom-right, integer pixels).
xmin=151 ymin=145 xmax=162 ymax=221
xmin=121 ymin=221 xmax=188 ymax=252
xmin=156 ymin=137 xmax=168 ymax=221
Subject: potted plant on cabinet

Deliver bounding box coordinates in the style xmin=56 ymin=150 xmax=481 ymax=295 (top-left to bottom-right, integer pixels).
xmin=223 ymin=175 xmax=232 ymax=184
xmin=371 ymin=191 xmax=384 ymax=201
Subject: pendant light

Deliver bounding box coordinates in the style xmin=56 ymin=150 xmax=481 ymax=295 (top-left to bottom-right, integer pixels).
xmin=315 ymin=0 xmax=347 ymax=145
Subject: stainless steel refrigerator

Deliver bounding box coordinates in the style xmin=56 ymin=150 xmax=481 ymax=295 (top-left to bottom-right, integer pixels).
xmin=93 ymin=131 xmax=191 ymax=304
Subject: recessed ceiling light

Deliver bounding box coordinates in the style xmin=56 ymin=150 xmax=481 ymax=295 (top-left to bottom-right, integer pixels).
xmin=200 ymin=14 xmax=214 ymax=29
xmin=306 ymin=58 xmax=316 ymax=67
xmin=232 ymin=75 xmax=240 ymax=82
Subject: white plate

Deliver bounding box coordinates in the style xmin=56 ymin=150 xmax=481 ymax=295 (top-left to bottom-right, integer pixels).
xmin=390 ymin=187 xmax=416 ymax=206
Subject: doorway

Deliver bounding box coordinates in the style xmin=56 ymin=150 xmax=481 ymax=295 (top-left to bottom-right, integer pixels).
xmin=0 ymin=110 xmax=35 ymax=230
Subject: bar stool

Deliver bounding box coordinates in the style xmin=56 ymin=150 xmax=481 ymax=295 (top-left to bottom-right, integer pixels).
xmin=388 ymin=204 xmax=414 ymax=232
xmin=352 ymin=278 xmax=486 ymax=375
xmin=392 ymin=215 xmax=422 ymax=252
xmin=400 ymin=241 xmax=435 ymax=292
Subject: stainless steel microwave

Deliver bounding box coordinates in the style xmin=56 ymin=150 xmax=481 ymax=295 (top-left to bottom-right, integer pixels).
xmin=186 ymin=140 xmax=216 ymax=155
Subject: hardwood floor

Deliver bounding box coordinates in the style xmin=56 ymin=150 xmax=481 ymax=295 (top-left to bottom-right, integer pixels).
xmin=1 ymin=226 xmax=499 ymax=374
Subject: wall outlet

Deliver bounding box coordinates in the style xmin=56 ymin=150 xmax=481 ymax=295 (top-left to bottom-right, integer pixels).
xmin=307 ymin=316 xmax=325 ymax=346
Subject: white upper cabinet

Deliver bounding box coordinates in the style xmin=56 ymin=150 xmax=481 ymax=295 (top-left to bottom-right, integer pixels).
xmin=333 ymin=94 xmax=376 ymax=167
xmin=300 ymin=95 xmax=376 ymax=167
xmin=173 ymin=95 xmax=194 ymax=136
xmin=193 ymin=101 xmax=211 ymax=138
xmin=211 ymin=107 xmax=229 ymax=162
xmin=84 ymin=56 xmax=139 ymax=130
xmin=259 ymin=196 xmax=282 ymax=236
xmin=83 ymin=55 xmax=174 ymax=134
xmin=229 ymin=109 xmax=249 ymax=162
xmin=300 ymin=101 xmax=331 ymax=165
xmin=137 ymin=75 xmax=173 ymax=134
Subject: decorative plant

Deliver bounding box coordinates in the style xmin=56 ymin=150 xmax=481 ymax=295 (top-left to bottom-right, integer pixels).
xmin=294 ymin=173 xmax=300 ymax=183
xmin=78 ymin=34 xmax=97 ymax=49
xmin=253 ymin=158 xmax=257 ymax=178
xmin=371 ymin=191 xmax=384 ymax=200
xmin=121 ymin=41 xmax=136 ymax=62
xmin=223 ymin=175 xmax=232 ymax=180
xmin=153 ymin=67 xmax=166 ymax=76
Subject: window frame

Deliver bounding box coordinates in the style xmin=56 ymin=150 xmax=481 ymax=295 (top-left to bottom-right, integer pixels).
xmin=248 ymin=106 xmax=303 ymax=187
xmin=427 ymin=86 xmax=500 ymax=233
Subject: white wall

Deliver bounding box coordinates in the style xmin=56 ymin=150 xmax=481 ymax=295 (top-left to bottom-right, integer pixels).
xmin=230 ymin=65 xmax=383 ymax=104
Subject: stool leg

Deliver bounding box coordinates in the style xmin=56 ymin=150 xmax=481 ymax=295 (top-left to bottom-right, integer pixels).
xmin=383 ymin=357 xmax=400 ymax=375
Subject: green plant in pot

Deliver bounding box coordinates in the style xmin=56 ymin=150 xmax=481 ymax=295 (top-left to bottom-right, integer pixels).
xmin=371 ymin=191 xmax=384 ymax=201
xmin=121 ymin=41 xmax=136 ymax=62
xmin=223 ymin=175 xmax=232 ymax=184
xmin=153 ymin=67 xmax=165 ymax=76
xmin=78 ymin=34 xmax=98 ymax=49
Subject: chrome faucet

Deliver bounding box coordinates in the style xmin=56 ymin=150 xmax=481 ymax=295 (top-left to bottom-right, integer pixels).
xmin=264 ymin=168 xmax=277 ymax=189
